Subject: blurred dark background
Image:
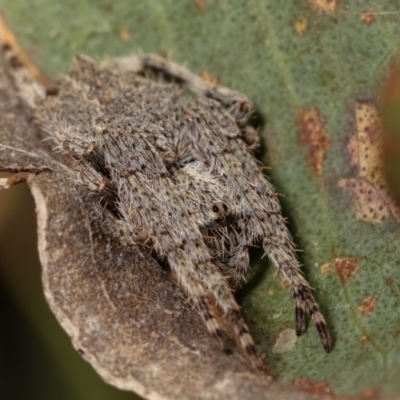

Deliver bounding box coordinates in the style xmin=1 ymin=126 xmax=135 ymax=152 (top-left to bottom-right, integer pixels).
xmin=0 ymin=180 xmax=141 ymax=400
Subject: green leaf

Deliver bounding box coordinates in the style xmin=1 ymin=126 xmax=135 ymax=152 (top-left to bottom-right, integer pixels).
xmin=2 ymin=0 xmax=400 ymax=397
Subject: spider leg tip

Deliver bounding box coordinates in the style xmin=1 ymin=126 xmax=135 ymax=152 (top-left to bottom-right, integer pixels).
xmin=322 ymin=334 xmax=333 ymax=353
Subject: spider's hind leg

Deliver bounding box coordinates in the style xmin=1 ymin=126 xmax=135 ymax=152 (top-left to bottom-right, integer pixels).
xmin=167 ymin=248 xmax=262 ymax=368
xmin=217 ymin=137 xmax=332 ymax=353
xmin=264 ymin=234 xmax=332 ymax=352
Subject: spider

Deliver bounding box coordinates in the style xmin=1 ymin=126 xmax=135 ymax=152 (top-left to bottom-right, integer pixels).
xmin=9 ymin=51 xmax=331 ymax=366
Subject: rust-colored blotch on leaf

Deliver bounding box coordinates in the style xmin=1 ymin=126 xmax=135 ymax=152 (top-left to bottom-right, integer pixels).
xmin=357 ymin=296 xmax=378 ymax=316
xmin=119 ymin=26 xmax=130 ymax=42
xmin=294 ymin=19 xmax=308 ymax=36
xmin=361 ymin=12 xmax=375 ymax=24
xmin=360 ymin=335 xmax=369 ymax=344
xmin=335 ymin=257 xmax=360 ymax=283
xmin=359 ymin=388 xmax=381 ymax=400
xmin=195 ymin=0 xmax=206 ymax=12
xmin=298 ymin=108 xmax=331 ymax=176
xmin=320 ymin=262 xmax=331 ymax=275
xmin=296 ymin=378 xmax=333 ymax=397
xmin=308 ymin=0 xmax=338 ymax=14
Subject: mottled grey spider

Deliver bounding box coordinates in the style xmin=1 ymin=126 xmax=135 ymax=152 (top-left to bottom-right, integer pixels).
xmin=3 ymin=49 xmax=331 ymax=367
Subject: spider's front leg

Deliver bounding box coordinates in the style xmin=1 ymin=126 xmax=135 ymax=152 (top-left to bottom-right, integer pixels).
xmin=104 ymin=54 xmax=255 ymax=133
xmin=105 ymin=55 xmax=248 ymax=102
xmin=228 ymin=138 xmax=333 ymax=352
xmin=171 ymin=94 xmax=332 ymax=353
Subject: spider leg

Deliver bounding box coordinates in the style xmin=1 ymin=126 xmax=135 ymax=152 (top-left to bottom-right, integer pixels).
xmin=176 ymin=101 xmax=331 ymax=352
xmin=264 ymin=234 xmax=331 ymax=351
xmin=226 ymin=240 xmax=251 ymax=286
xmin=230 ymin=138 xmax=332 ymax=352
xmin=167 ymin=248 xmax=260 ymax=367
xmin=166 ymin=249 xmax=227 ymax=348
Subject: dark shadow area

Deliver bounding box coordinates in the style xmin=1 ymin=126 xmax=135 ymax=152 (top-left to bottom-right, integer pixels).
xmin=0 ymin=183 xmax=142 ymax=400
xmin=236 ymin=245 xmax=269 ymax=304
xmin=248 ymin=109 xmax=266 ymax=132
xmin=249 ymin=108 xmax=267 ymax=158
xmin=0 ymin=276 xmax=77 ymax=400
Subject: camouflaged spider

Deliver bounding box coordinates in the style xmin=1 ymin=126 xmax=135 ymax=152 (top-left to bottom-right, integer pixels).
xmin=10 ymin=51 xmax=332 ymax=366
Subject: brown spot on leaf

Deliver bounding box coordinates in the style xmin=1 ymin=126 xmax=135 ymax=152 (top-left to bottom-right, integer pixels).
xmin=320 ymin=262 xmax=332 ymax=275
xmin=360 ymin=335 xmax=369 ymax=344
xmin=335 ymin=257 xmax=359 ymax=283
xmin=201 ymin=71 xmax=218 ymax=87
xmin=359 ymin=388 xmax=381 ymax=400
xmin=296 ymin=378 xmax=333 ymax=397
xmin=361 ymin=12 xmax=375 ymax=24
xmin=195 ymin=0 xmax=206 ymax=11
xmin=119 ymin=26 xmax=130 ymax=42
xmin=357 ymin=296 xmax=378 ymax=316
xmin=103 ymin=4 xmax=113 ymax=13
xmin=298 ymin=108 xmax=332 ymax=176
xmin=294 ymin=18 xmax=308 ymax=36
xmin=338 ymin=102 xmax=400 ymax=223
xmin=308 ymin=0 xmax=338 ymax=14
